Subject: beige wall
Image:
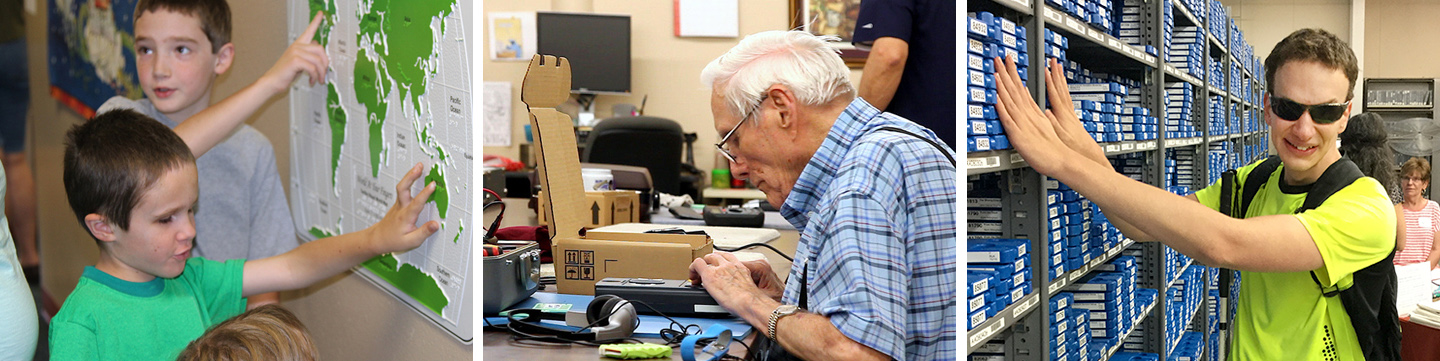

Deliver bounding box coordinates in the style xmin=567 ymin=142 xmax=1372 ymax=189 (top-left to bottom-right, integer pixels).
xmin=1220 ymin=0 xmax=1352 ymax=63
xmin=481 ymin=0 xmax=863 ymax=173
xmin=1219 ymin=0 xmax=1440 ymax=92
xmin=1363 ymin=0 xmax=1440 ymax=79
xmin=25 ymin=2 xmax=470 ymax=359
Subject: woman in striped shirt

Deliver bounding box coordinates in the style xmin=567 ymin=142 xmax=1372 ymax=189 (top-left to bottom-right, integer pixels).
xmin=1396 ymin=157 xmax=1440 ymax=268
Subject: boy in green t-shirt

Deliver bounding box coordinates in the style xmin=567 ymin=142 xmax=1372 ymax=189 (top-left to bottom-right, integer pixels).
xmin=48 ymin=109 xmax=439 ymax=360
xmin=97 ymin=0 xmax=333 ymax=309
xmin=991 ymin=29 xmax=1394 ymax=359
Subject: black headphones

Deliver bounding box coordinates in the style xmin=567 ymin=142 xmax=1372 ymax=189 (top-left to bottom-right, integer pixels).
xmin=505 ymin=295 xmax=639 ymax=341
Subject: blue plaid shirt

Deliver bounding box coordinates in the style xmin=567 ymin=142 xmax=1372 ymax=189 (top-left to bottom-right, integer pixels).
xmin=779 ymin=98 xmax=957 ymax=360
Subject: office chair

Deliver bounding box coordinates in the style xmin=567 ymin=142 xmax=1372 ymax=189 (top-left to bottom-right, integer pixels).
xmin=583 ymin=116 xmax=685 ymax=196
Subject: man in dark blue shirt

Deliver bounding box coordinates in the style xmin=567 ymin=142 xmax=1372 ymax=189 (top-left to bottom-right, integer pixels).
xmin=852 ymin=0 xmax=957 ymax=148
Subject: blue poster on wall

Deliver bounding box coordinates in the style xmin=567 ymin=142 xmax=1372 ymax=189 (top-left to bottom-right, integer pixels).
xmin=47 ymin=0 xmax=141 ymax=118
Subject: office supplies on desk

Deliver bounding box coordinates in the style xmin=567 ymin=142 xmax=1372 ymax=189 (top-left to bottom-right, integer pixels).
xmin=483 ymin=242 xmax=543 ymax=314
xmin=487 ymin=293 xmax=753 ymax=339
xmin=505 ymin=294 xmax=639 ymax=341
xmin=681 ymin=324 xmax=733 ymax=361
xmin=669 ymin=205 xmax=704 ymax=220
xmin=601 ymin=343 xmax=673 ymax=359
xmin=595 ymin=277 xmax=730 ymax=318
xmin=703 ymin=206 xmax=764 ymax=227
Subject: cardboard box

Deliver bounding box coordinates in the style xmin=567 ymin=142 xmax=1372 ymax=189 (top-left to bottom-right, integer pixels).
xmin=553 ymin=231 xmax=712 ymax=295
xmin=522 ymin=55 xmax=713 ymax=295
xmin=536 ymin=190 xmax=640 ymax=229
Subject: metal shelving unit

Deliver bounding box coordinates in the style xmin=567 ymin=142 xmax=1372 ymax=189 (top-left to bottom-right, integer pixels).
xmin=1362 ymin=78 xmax=1438 ymax=193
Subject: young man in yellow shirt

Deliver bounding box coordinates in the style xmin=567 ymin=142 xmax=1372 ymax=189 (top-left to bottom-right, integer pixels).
xmin=994 ymin=28 xmax=1393 ymax=360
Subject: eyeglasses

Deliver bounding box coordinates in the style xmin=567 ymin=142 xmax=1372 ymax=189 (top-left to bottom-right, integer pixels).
xmin=714 ymin=95 xmax=768 ymax=163
xmin=1270 ymin=96 xmax=1350 ymax=123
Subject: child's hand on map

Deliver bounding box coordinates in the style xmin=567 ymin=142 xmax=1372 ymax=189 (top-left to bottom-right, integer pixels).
xmin=364 ymin=162 xmax=442 ymax=255
xmin=259 ymin=12 xmax=330 ymax=93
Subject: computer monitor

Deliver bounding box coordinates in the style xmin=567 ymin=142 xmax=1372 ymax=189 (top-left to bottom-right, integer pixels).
xmin=536 ymin=12 xmax=631 ymax=95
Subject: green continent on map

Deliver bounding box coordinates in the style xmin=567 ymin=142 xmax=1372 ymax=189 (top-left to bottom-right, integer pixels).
xmin=353 ymin=51 xmax=389 ymax=177
xmin=307 ymin=227 xmax=335 ymax=239
xmin=360 ymin=0 xmax=457 ymax=113
xmin=351 ymin=0 xmax=456 ymax=178
xmin=307 ymin=0 xmax=336 ymax=46
xmin=326 ymin=84 xmax=346 ymax=181
xmin=361 ymin=254 xmax=449 ymax=315
xmin=416 ymin=125 xmax=448 ymax=161
xmin=453 ymin=222 xmax=463 ymax=243
xmin=425 ymin=166 xmax=450 ymax=218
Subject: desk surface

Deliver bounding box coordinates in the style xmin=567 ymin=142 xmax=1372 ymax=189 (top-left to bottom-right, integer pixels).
xmin=482 ymin=328 xmax=765 ymax=360
xmin=485 ymin=199 xmax=801 ymax=359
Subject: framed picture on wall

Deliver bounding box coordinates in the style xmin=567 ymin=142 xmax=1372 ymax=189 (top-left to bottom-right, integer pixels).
xmin=789 ymin=0 xmax=868 ymax=68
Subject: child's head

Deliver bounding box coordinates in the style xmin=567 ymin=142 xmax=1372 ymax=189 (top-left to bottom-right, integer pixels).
xmin=133 ymin=0 xmax=235 ymax=121
xmin=176 ymin=305 xmax=319 ymax=361
xmin=64 ymin=109 xmax=198 ymax=279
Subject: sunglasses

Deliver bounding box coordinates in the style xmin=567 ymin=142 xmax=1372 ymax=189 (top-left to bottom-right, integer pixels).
xmin=1270 ymin=96 xmax=1350 ymax=123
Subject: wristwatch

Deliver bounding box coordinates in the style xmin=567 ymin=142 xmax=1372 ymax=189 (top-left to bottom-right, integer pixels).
xmin=767 ymin=304 xmax=800 ymax=340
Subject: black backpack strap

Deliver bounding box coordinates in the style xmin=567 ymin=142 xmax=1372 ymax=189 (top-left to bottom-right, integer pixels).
xmin=1299 ymin=157 xmax=1366 ymax=296
xmin=1220 ymin=169 xmax=1236 ymax=218
xmin=1296 ymin=157 xmax=1365 ymax=213
xmin=1294 ymin=157 xmax=1400 ymax=361
xmin=1238 ymin=155 xmax=1283 ymax=218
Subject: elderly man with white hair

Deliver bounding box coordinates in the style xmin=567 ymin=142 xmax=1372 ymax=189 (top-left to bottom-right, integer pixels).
xmin=687 ymin=30 xmax=956 ymax=361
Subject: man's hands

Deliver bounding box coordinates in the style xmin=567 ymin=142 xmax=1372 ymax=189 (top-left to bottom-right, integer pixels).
xmin=365 ymin=163 xmax=441 ymax=255
xmin=258 ymin=12 xmax=330 ymax=93
xmin=993 ymin=55 xmax=1107 ymax=176
xmin=689 ymin=252 xmax=784 ymax=323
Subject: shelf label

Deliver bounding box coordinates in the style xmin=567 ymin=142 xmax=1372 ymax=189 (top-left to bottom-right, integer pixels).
xmin=969 ymin=318 xmax=1004 ymax=348
xmin=1105 ymin=144 xmax=1120 ymax=153
xmin=1044 ymin=8 xmax=1062 ymax=22
xmin=968 ymin=156 xmax=1000 ymax=170
xmin=1139 ymin=141 xmax=1156 ymax=150
xmin=1070 ymin=268 xmax=1085 ymax=282
xmin=1121 ymin=143 xmax=1135 ymax=151
xmin=1012 ymin=294 xmax=1038 ymax=317
xmin=1089 ymin=29 xmax=1102 ymax=40
xmin=1048 ymin=279 xmax=1063 ymax=294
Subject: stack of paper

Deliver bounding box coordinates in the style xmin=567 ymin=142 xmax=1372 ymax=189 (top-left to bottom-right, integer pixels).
xmin=1397 ymin=263 xmax=1435 ymax=317
xmin=1412 ymin=300 xmax=1440 ymax=329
